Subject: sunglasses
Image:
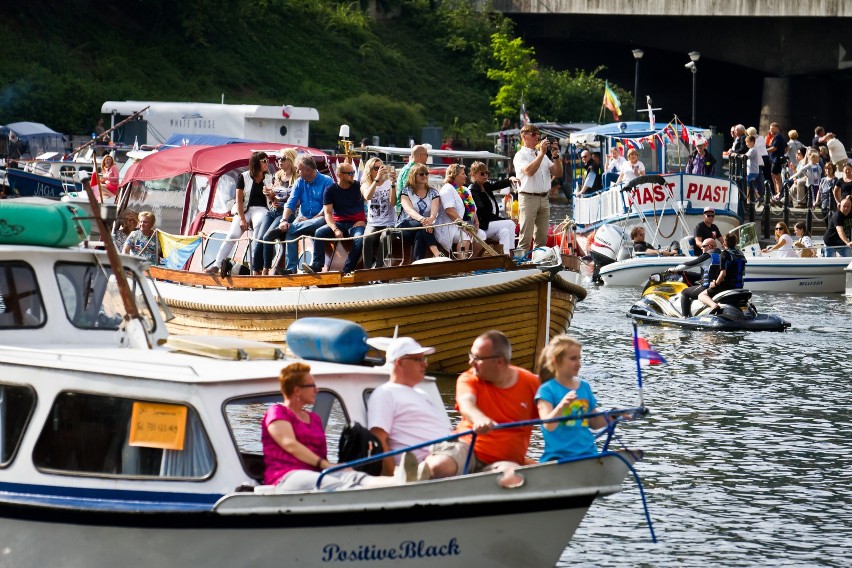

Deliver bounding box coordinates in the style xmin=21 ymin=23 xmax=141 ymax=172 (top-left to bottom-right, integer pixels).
xmin=340 ymin=171 xmax=356 ymax=176
xmin=525 ymin=132 xmax=540 ymax=137
xmin=775 ymin=227 xmax=783 ymax=230
xmin=371 ymin=165 xmax=381 ymax=171
xmin=705 ymin=214 xmax=715 ymax=217
xmin=416 ymin=172 xmax=428 ymax=176
xmin=260 ymin=158 xmax=269 ymax=163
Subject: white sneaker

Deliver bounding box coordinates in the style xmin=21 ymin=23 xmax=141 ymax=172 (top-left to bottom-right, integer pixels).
xmin=394 ymin=451 xmax=418 ymax=484
xmin=416 ymin=461 xmax=432 ymax=481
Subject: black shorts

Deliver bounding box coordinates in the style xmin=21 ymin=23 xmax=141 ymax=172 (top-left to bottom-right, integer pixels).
xmin=771 ymin=162 xmax=783 ymax=175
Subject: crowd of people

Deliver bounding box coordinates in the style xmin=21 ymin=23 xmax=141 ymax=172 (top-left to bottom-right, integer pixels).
xmin=260 ymin=330 xmax=621 ymax=490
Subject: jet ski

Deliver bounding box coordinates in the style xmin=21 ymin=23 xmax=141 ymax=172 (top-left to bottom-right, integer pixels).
xmin=627 ymin=271 xmax=790 ymax=332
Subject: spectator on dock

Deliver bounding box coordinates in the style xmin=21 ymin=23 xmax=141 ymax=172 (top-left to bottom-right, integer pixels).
xmin=785 ymin=130 xmax=805 ymax=174
xmin=823 ymin=197 xmax=852 ymax=257
xmin=368 ymin=337 xmax=457 ymax=481
xmin=277 ymin=155 xmax=333 ymax=274
xmin=513 ymin=124 xmax=562 ymax=254
xmin=819 ymin=162 xmax=838 ymax=214
xmin=767 ymin=123 xmax=786 ymax=200
xmin=744 ymin=135 xmax=763 ymax=201
xmin=729 ymin=124 xmax=747 ymax=156
xmin=791 ymin=151 xmax=822 ymax=208
xmin=762 ymin=221 xmax=796 ymax=257
xmin=812 ymin=126 xmax=834 ymax=150
xmin=535 ymin=335 xmax=608 ymax=460
xmin=833 ymin=164 xmax=852 ymax=206
xmin=747 ymin=126 xmax=770 ymax=193
xmin=692 ymin=207 xmax=721 ymax=256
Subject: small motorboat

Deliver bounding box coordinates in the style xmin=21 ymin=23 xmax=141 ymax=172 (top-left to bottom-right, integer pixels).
xmin=627 ymin=271 xmax=790 ymax=332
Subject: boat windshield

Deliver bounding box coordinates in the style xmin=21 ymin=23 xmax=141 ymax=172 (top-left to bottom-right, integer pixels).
xmin=0 ymin=262 xmax=46 ymax=328
xmin=125 ymin=173 xmax=190 ymax=235
xmin=54 ymin=262 xmax=157 ymax=333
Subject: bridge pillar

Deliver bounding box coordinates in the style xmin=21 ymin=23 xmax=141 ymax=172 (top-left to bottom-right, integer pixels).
xmin=759 ymin=77 xmax=791 ymax=134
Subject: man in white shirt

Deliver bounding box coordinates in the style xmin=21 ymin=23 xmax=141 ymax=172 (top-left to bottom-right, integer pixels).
xmin=368 ymin=337 xmax=458 ymax=481
xmin=512 ymin=124 xmax=563 ymax=253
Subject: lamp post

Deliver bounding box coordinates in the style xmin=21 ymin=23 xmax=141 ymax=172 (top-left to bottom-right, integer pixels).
xmin=684 ymin=51 xmax=700 ymax=126
xmin=632 ymin=49 xmax=644 ymax=120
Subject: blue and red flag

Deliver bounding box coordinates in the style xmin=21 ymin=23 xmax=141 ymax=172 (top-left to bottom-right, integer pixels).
xmin=635 ymin=336 xmax=667 ymax=366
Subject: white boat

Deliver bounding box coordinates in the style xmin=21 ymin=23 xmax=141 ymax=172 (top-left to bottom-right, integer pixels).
xmin=569 ymin=121 xmax=741 ymax=241
xmin=845 ymin=260 xmax=852 ymax=296
xmin=597 ymin=223 xmax=848 ymax=293
xmin=0 ymin=200 xmax=647 ymax=567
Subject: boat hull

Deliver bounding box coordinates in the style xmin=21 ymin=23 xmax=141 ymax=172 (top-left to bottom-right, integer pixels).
xmin=150 ymin=265 xmax=586 ymax=374
xmin=4 ymin=168 xmax=81 ymax=199
xmin=600 ymin=255 xmax=848 ymax=293
xmin=0 ymin=455 xmax=632 ymax=567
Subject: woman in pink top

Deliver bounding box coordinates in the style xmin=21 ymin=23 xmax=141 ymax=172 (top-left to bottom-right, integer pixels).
xmin=262 ymin=362 xmax=399 ymax=490
xmin=100 ymin=154 xmax=120 ymax=196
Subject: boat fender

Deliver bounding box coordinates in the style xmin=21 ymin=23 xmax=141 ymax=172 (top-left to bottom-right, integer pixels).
xmin=286 ymin=317 xmax=369 ymax=364
xmin=0 ymin=201 xmax=91 ymax=247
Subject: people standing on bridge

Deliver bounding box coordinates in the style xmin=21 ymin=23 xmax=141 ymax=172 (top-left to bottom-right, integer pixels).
xmin=729 ymin=125 xmax=747 ymax=156
xmin=744 ymin=135 xmax=763 ymax=202
xmin=747 ymin=127 xmax=770 ymax=196
xmin=766 ymin=123 xmax=787 ymax=201
xmin=686 ymin=139 xmax=717 ymax=176
xmin=513 ymin=124 xmax=562 ymax=253
xmin=785 ymin=130 xmax=805 ymax=175
xmin=791 ymin=151 xmax=822 ymax=208
xmin=833 ymin=163 xmax=852 ymax=207
xmin=819 ymin=162 xmax=838 ymax=214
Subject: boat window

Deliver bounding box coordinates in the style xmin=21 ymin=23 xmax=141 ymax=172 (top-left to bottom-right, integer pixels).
xmin=125 ymin=173 xmax=190 ymax=235
xmin=55 ymin=262 xmax=157 ymax=333
xmin=33 ymin=392 xmax=214 ymax=479
xmin=224 ymin=390 xmax=348 ymax=479
xmin=0 ymin=262 xmax=46 ymax=328
xmin=0 ymin=384 xmax=37 ymax=467
xmin=210 ymin=168 xmax=246 ymax=216
xmin=188 ymin=174 xmax=211 ymax=229
xmin=665 ymin=141 xmax=690 ymax=173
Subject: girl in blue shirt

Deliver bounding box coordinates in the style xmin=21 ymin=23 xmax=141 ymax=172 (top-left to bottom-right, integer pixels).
xmin=535 ymin=335 xmax=607 ymax=461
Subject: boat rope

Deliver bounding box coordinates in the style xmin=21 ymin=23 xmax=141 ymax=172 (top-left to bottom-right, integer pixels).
xmin=162 ymin=271 xmax=554 ymax=313
xmin=318 ymin=408 xmax=656 ymax=543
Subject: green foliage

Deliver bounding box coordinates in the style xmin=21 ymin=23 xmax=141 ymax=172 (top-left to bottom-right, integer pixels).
xmin=487 ymin=32 xmax=538 ymax=119
xmin=528 ymin=66 xmax=634 ymax=123
xmin=312 ymin=93 xmax=426 ymax=148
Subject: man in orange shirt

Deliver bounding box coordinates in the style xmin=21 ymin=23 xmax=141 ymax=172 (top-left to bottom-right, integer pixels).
xmin=446 ymin=330 xmax=539 ymax=474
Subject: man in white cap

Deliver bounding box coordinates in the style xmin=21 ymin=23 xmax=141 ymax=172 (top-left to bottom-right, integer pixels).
xmin=686 ymin=138 xmax=717 ymax=177
xmin=368 ymin=337 xmax=458 ymax=481
xmin=692 ymin=206 xmax=721 ymax=256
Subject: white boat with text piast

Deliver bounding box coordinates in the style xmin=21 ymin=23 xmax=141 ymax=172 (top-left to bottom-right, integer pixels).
xmin=0 ymin=199 xmax=650 ymax=567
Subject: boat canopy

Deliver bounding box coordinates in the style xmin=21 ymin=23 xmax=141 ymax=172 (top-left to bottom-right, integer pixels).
xmin=0 ymin=121 xmax=66 ymax=159
xmin=570 ymin=121 xmax=709 ymax=146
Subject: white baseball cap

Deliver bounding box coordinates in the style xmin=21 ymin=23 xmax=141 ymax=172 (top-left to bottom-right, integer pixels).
xmin=385 ymin=337 xmax=435 ymax=364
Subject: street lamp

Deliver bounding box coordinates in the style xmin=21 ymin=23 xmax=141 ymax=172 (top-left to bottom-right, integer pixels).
xmin=684 ymin=51 xmax=700 ymax=126
xmin=632 ymin=49 xmax=644 ymax=120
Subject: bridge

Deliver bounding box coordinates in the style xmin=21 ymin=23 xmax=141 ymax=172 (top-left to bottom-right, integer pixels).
xmin=492 ymin=0 xmax=852 ymax=144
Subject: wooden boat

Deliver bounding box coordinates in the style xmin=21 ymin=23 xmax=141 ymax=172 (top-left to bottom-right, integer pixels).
xmin=0 ymin=200 xmax=645 ymax=567
xmin=149 ymin=254 xmax=586 ymax=374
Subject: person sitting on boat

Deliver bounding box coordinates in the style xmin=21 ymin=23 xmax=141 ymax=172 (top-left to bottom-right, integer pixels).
xmin=685 ymin=139 xmax=717 ymax=177
xmin=603 ymin=147 xmax=625 ymax=187
xmin=360 ymin=157 xmax=397 ymax=269
xmin=303 ymin=163 xmax=366 ymax=274
xmin=276 ymin=155 xmax=334 ymax=274
xmin=692 ymin=207 xmax=721 ymax=256
xmin=578 ymin=149 xmax=602 ymax=195
xmin=396 ymin=164 xmax=442 ymax=261
xmin=100 ymin=154 xmax=120 ymax=197
xmin=207 ymin=151 xmax=273 ymax=274
xmin=674 ymin=238 xmax=719 ymax=318
xmin=535 ymin=335 xmax=608 ymax=460
xmin=253 ymin=148 xmax=298 ymax=275
xmin=630 ymin=226 xmax=678 ymax=256
xmin=122 ymin=211 xmax=160 ymax=265
xmin=468 ymin=161 xmax=517 ymax=256
xmin=435 ymin=164 xmax=486 ymax=259
xmin=450 ymin=330 xmax=538 ymax=481
xmin=262 ymin=362 xmax=403 ymax=491
xmin=792 ymin=222 xmax=815 ymax=258
xmin=762 ymin=221 xmax=796 ymax=257
xmin=822 ymin=196 xmax=852 ymax=257
xmin=614 ymin=148 xmax=645 ymax=185
xmin=395 ymin=145 xmax=429 ymax=215
xmin=368 ymin=337 xmax=459 ymax=482
xmin=112 ymin=208 xmax=138 ymax=252
xmin=697 ymin=232 xmax=747 ymax=315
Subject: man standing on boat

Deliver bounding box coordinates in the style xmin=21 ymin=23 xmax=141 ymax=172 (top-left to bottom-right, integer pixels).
xmin=303 ymin=163 xmax=366 ymax=274
xmin=396 ymin=145 xmax=429 ymax=214
xmin=692 ymin=207 xmax=721 ymax=256
xmin=368 ymin=337 xmax=459 ymax=481
xmin=685 ymin=139 xmax=717 ymax=177
xmin=513 ymin=125 xmax=562 ymax=253
xmin=579 ymin=149 xmax=602 ymax=194
xmin=277 ymin=156 xmax=333 ymax=274
xmin=451 ymin=330 xmax=538 ymax=477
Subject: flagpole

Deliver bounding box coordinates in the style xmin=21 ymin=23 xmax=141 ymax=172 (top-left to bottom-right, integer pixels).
xmin=631 ymin=321 xmax=645 ymax=408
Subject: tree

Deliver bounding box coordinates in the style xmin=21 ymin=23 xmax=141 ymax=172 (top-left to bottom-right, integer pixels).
xmin=487 ymin=32 xmax=538 ymax=120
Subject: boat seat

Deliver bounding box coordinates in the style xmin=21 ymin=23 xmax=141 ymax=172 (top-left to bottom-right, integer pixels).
xmin=240 ymin=452 xmax=266 ymax=483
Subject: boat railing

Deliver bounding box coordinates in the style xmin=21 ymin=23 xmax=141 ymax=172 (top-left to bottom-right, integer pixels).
xmin=318 ymin=406 xmax=648 ymax=487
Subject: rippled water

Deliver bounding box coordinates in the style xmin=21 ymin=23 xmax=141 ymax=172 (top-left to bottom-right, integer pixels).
xmin=436 ymin=286 xmax=851 ymax=566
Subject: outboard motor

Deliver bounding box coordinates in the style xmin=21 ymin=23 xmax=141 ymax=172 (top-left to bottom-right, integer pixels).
xmin=589 ymin=224 xmax=625 ymax=283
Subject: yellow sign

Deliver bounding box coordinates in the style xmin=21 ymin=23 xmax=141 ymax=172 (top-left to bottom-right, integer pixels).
xmin=128 ymin=402 xmax=188 ymax=450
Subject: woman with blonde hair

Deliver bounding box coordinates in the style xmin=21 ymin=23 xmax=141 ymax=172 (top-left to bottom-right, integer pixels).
xmin=396 ymin=164 xmax=441 ymax=260
xmin=254 ymin=148 xmax=299 ymax=275
xmin=360 ymin=157 xmax=397 ymax=268
xmin=535 ymin=335 xmax=607 ymax=461
xmin=762 ymin=221 xmax=796 ymax=257
xmin=262 ymin=362 xmax=402 ymax=490
xmin=614 ymin=148 xmax=645 ymax=185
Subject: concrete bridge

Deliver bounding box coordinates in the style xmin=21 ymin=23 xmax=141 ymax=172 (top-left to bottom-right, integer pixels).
xmin=492 ymin=0 xmax=852 ymax=144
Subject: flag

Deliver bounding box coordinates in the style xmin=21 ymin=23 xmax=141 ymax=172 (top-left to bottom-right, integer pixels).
xmin=634 ymin=336 xmax=667 ymax=366
xmin=132 ymin=136 xmax=139 ymax=151
xmin=158 ymin=231 xmax=202 ymax=270
xmin=648 ymin=135 xmax=657 ymax=150
xmin=664 ymin=126 xmax=676 ymax=143
xmin=520 ymin=96 xmax=530 ymax=126
xmin=680 ymin=124 xmax=690 ymax=143
xmin=602 ymin=81 xmax=622 ymax=121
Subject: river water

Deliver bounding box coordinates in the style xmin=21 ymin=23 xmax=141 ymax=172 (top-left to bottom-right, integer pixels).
xmin=435 ymin=262 xmax=851 ymax=566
